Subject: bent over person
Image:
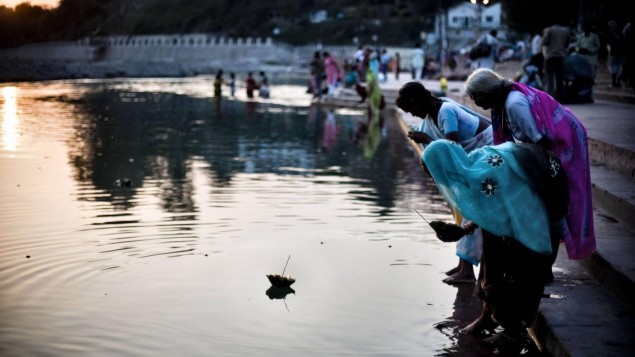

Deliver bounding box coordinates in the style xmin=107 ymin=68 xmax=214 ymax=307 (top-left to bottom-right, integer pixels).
xmin=396 ymin=82 xmax=493 ymax=285
xmin=423 ymin=140 xmax=569 ymax=354
xmin=464 ymin=68 xmax=595 ymax=267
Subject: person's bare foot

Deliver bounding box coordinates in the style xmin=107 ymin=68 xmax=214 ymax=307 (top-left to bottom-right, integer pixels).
xmin=442 ymin=270 xmax=476 ymax=285
xmin=443 ymin=275 xmax=476 ymax=284
xmin=459 ymin=316 xmax=498 ymax=336
xmin=445 ymin=265 xmax=460 ymax=276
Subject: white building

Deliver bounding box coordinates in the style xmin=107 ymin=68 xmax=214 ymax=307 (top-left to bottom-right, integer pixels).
xmin=430 ymin=2 xmax=505 ymax=53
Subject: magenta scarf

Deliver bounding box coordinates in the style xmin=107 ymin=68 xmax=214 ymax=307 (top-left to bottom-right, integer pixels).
xmin=491 ymin=82 xmax=596 ymax=260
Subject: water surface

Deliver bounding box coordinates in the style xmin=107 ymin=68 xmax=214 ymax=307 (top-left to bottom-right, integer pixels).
xmin=0 ymin=77 xmax=494 ymax=356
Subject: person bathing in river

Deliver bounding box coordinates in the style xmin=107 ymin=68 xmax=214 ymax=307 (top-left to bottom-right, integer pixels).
xmin=395 ymin=82 xmax=493 ymax=285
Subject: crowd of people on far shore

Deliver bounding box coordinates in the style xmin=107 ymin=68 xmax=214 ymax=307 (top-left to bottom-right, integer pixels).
xmin=306 ymin=43 xmax=445 ymax=100
xmin=209 ymin=15 xmax=634 ymax=109
xmin=304 ymin=16 xmax=634 ymax=105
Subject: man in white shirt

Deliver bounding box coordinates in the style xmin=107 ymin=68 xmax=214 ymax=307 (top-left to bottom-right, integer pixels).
xmin=411 ymin=42 xmax=425 ymax=80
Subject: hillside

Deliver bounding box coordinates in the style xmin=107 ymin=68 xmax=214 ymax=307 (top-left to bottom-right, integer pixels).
xmin=0 ymin=0 xmax=465 ymax=48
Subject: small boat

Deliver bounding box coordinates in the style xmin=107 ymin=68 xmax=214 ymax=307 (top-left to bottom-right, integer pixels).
xmin=266 ymin=274 xmax=295 ymax=288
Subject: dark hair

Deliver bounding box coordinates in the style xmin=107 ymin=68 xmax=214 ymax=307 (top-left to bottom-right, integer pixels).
xmin=395 ymin=82 xmax=435 ymax=110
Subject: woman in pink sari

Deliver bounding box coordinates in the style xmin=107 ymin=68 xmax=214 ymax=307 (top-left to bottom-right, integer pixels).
xmin=323 ymin=51 xmax=341 ymax=96
xmin=464 ymin=68 xmax=595 ymax=265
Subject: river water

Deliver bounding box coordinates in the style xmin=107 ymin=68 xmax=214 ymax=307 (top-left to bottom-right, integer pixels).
xmin=0 ymin=76 xmax=499 ymax=356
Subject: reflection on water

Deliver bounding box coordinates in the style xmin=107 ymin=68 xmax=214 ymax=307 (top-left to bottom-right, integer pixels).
xmin=0 ymin=77 xmax=488 ymax=356
xmin=1 ymin=86 xmax=18 ymax=151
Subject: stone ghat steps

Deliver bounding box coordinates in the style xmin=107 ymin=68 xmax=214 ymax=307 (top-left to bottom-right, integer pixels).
xmin=594 ymin=65 xmax=635 ymax=105
xmin=594 ymin=87 xmax=635 ymax=105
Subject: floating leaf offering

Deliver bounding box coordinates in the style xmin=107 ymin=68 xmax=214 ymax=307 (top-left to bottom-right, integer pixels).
xmin=267 ymin=255 xmax=295 ymax=287
xmin=266 ymin=274 xmax=296 ymax=288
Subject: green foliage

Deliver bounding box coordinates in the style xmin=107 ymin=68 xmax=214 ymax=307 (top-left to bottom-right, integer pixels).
xmin=0 ymin=0 xmax=447 ymax=48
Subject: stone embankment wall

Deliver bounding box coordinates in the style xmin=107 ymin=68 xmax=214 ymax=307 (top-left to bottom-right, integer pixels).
xmin=0 ymin=34 xmax=295 ymax=63
xmin=0 ymin=34 xmax=306 ymax=82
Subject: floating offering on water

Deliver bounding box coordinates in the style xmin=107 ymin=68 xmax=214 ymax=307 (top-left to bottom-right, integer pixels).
xmin=267 ymin=254 xmax=295 ymax=287
xmin=266 ymin=274 xmax=295 ymax=288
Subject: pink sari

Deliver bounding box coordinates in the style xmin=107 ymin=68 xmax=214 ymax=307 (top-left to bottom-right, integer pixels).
xmin=324 ymin=56 xmax=340 ymax=85
xmin=491 ymin=82 xmax=595 ymax=260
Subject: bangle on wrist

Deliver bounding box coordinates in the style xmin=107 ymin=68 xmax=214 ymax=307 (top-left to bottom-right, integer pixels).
xmin=462 ymin=222 xmax=477 ymax=234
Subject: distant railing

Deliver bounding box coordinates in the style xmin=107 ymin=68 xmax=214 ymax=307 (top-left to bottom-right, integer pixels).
xmin=80 ymin=34 xmax=274 ymax=48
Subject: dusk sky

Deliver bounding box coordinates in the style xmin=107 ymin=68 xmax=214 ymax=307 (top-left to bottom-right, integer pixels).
xmin=1 ymin=0 xmax=59 ymax=9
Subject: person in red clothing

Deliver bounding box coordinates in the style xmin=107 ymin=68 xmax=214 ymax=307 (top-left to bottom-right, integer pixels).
xmin=246 ymin=72 xmax=256 ymax=98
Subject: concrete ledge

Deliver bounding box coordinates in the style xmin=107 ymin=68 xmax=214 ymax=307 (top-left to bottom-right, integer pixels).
xmin=594 ymin=90 xmax=635 ymax=105
xmin=589 ymin=139 xmax=635 ymax=178
xmin=591 ymin=164 xmax=635 ymax=231
xmin=577 ymin=209 xmax=635 ymax=307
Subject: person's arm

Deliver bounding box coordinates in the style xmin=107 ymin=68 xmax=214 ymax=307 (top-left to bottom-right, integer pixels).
xmin=506 ymin=92 xmax=545 ymax=144
xmin=445 ymin=131 xmax=460 ymax=142
xmin=407 ymin=130 xmax=433 ymax=145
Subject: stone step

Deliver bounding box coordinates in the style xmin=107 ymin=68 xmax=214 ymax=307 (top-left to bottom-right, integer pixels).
xmin=591 ymin=164 xmax=635 ymax=232
xmin=588 ymin=138 xmax=635 ymax=178
xmin=594 ymin=89 xmax=635 ymax=105
xmin=578 ymin=206 xmax=635 ymax=308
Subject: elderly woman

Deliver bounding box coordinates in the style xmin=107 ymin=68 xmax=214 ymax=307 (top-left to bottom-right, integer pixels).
xmin=396 ymin=81 xmax=493 ymax=285
xmin=464 ymin=68 xmax=595 ymax=268
xmin=423 ymin=139 xmax=569 ymax=353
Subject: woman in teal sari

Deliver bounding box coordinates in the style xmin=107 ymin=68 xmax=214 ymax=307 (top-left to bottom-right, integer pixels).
xmin=423 ymin=139 xmax=569 ymax=353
